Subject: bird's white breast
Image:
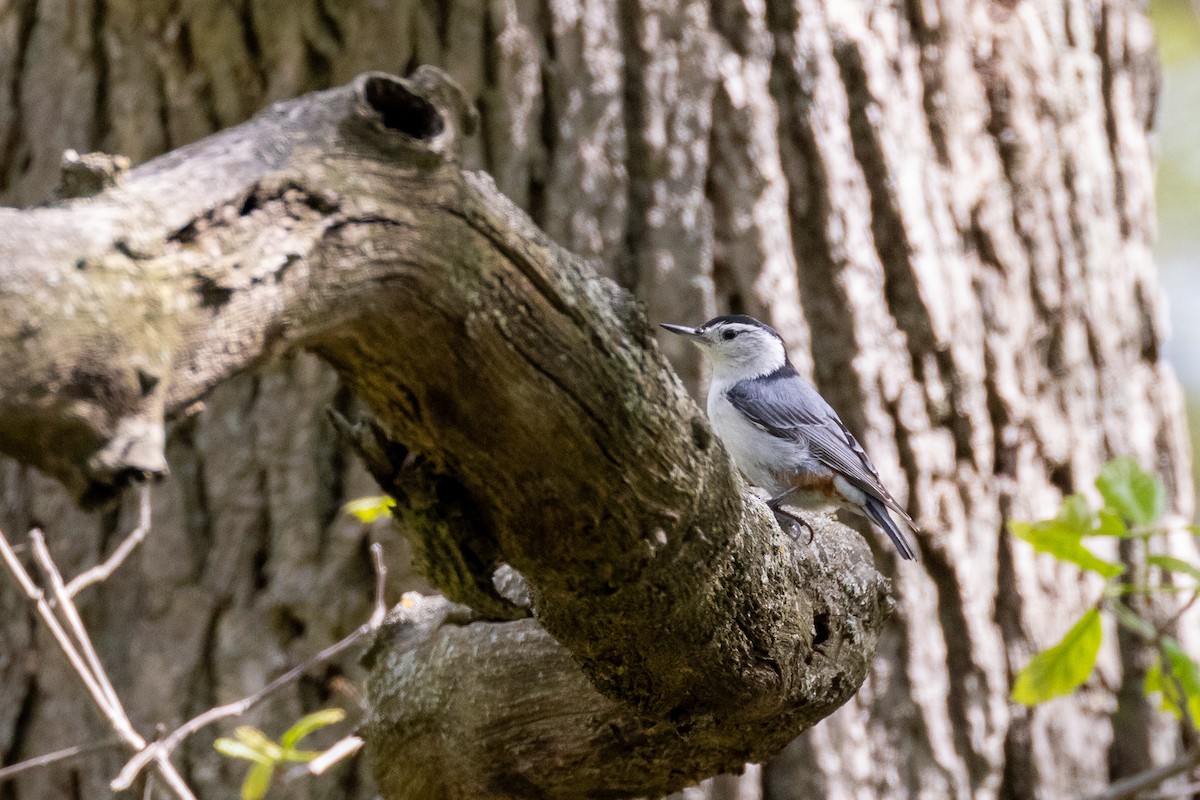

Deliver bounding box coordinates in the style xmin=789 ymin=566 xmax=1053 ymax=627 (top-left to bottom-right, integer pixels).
xmin=706 ymin=377 xmax=810 ymax=496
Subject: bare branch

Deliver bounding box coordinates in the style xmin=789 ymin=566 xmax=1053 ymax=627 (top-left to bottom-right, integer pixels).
xmin=0 ymin=527 xmax=135 ymax=740
xmin=0 ymin=524 xmax=196 ymax=800
xmin=1094 ymin=581 xmax=1200 ymax=800
xmin=30 ymin=531 xmax=125 ymax=713
xmin=306 ymin=736 xmax=364 ymax=776
xmin=1141 ymin=777 xmax=1200 ymax=800
xmin=0 ymin=740 xmax=123 ymax=784
xmin=1081 ymin=747 xmax=1200 ymax=800
xmin=114 ymin=542 xmax=390 ymax=790
xmin=369 ymin=541 xmax=387 ymax=628
xmin=65 ymin=485 xmax=152 ymax=597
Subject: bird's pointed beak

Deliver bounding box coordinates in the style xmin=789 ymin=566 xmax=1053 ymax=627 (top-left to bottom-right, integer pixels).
xmin=659 ymin=323 xmax=703 ymax=339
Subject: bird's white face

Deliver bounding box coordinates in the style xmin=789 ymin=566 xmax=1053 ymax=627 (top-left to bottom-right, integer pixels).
xmin=662 ymin=319 xmax=787 ymax=381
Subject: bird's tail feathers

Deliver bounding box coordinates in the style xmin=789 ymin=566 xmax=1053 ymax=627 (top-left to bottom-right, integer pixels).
xmin=863 ymin=496 xmax=919 ymax=562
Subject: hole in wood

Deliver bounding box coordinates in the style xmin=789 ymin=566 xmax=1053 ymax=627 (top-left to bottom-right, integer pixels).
xmin=363 ymin=75 xmax=445 ymax=140
xmin=812 ymin=612 xmax=830 ymax=648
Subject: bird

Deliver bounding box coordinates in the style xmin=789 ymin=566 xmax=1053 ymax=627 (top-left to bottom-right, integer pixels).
xmin=660 ymin=314 xmax=919 ymax=561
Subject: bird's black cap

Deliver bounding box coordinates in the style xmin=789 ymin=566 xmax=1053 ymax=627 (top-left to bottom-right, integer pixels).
xmin=699 ymin=314 xmax=783 ymax=340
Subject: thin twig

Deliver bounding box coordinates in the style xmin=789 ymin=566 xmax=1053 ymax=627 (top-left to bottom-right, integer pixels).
xmin=0 ymin=524 xmax=196 ymax=800
xmin=1166 ymin=591 xmax=1200 ymax=630
xmin=369 ymin=541 xmax=387 ymax=627
xmin=113 ymin=620 xmax=377 ymax=788
xmin=65 ymin=485 xmax=152 ymax=597
xmin=1081 ymin=747 xmax=1200 ymax=800
xmin=31 ymin=531 xmax=125 ymax=714
xmin=306 ymin=735 xmax=364 ymax=776
xmin=114 ymin=544 xmax=389 ymax=790
xmin=0 ymin=528 xmax=133 ymax=740
xmin=0 ymin=739 xmax=123 ymax=784
xmin=1092 ymin=582 xmax=1200 ymax=800
xmin=1141 ymin=777 xmax=1200 ymax=800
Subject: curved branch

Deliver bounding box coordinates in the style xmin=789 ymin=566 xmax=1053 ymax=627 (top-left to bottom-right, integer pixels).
xmin=0 ymin=67 xmax=891 ymax=796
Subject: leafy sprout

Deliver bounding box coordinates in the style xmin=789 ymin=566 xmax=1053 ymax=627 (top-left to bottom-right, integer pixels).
xmin=214 ymin=708 xmax=347 ymax=800
xmin=342 ymin=496 xmax=395 ymax=523
xmin=1009 ymin=458 xmax=1200 ymax=725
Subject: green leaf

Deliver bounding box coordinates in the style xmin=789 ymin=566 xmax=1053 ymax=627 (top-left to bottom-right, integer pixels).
xmin=233 ymin=727 xmax=282 ymax=761
xmin=1145 ymin=638 xmax=1200 ymax=727
xmin=241 ymin=762 xmax=275 ymax=800
xmin=342 ymin=495 xmax=395 ymax=523
xmin=1147 ymin=554 xmax=1200 ymax=583
xmin=1094 ymin=509 xmax=1129 ymax=537
xmin=1096 ymin=458 xmax=1165 ymax=526
xmin=1146 ymin=661 xmax=1179 ymax=714
xmin=1059 ymin=496 xmax=1129 ymax=537
xmin=1011 ymin=609 xmax=1104 ymax=704
xmin=1059 ymin=495 xmax=1100 ymax=535
xmin=280 ymin=708 xmax=346 ymax=751
xmin=214 ymin=738 xmax=273 ymax=765
xmin=1010 ymin=520 xmax=1125 ymax=578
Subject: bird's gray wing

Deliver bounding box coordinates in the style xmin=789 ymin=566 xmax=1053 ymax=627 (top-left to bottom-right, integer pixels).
xmin=725 ymin=375 xmax=913 ymax=524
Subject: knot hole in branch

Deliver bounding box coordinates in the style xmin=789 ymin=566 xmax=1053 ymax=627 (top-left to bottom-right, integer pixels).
xmin=362 ymin=75 xmax=444 ymax=140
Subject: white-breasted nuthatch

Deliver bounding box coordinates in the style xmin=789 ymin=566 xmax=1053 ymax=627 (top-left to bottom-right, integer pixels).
xmin=661 ymin=314 xmax=919 ymax=561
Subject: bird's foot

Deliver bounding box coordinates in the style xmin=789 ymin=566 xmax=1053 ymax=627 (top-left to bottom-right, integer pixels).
xmin=768 ymin=501 xmax=814 ymax=544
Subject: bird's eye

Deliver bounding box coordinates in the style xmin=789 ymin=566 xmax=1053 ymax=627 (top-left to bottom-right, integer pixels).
xmin=722 ymin=329 xmax=738 ymax=341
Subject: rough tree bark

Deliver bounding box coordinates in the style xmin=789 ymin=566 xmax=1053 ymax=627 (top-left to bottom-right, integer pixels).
xmin=0 ymin=2 xmax=1191 ymax=800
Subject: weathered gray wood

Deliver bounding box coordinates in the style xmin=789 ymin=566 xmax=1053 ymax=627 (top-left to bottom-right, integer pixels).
xmin=0 ymin=67 xmax=889 ymax=798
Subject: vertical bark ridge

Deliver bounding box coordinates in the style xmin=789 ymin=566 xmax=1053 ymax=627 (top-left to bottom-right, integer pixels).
xmin=764 ymin=10 xmax=971 ymax=795
xmin=618 ymin=0 xmax=718 ymax=393
xmin=0 ymin=0 xmax=38 ymax=196
xmin=479 ymin=0 xmax=547 ymax=214
xmin=542 ymin=0 xmax=628 ymax=273
xmin=758 ymin=1 xmax=1190 ymax=798
xmin=707 ymin=0 xmax=813 ymax=378
xmin=832 ymin=7 xmax=1013 ymax=792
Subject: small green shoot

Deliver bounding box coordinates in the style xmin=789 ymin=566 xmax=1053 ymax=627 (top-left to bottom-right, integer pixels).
xmin=1010 ymin=609 xmax=1103 ymax=704
xmin=342 ymin=496 xmax=395 ymax=523
xmin=1145 ymin=638 xmax=1200 ymax=724
xmin=1009 ymin=494 xmax=1125 ymax=578
xmin=1096 ymin=457 xmax=1166 ymax=527
xmin=1009 ymin=458 xmax=1200 ymax=728
xmin=214 ymin=708 xmax=347 ymax=800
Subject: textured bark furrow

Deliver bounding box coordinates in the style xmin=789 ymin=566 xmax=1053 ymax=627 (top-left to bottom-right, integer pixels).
xmin=832 ymin=12 xmax=1012 ymax=794
xmin=541 ymin=0 xmax=629 ymax=272
xmin=619 ymin=0 xmax=718 ymax=392
xmin=0 ymin=0 xmax=38 ymax=197
xmin=766 ymin=9 xmax=971 ymax=795
xmin=755 ymin=2 xmax=1191 ymax=799
xmin=708 ymin=0 xmax=813 ymax=379
xmin=766 ymin=0 xmax=866 ymax=405
xmin=479 ymin=0 xmax=546 ymax=213
xmin=88 ymin=0 xmax=107 ymax=149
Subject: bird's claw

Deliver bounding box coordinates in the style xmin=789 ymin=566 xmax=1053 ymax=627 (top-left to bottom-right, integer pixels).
xmin=768 ymin=502 xmax=814 ymax=544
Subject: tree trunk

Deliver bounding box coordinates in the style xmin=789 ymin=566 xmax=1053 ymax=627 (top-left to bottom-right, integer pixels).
xmin=0 ymin=2 xmax=1190 ymax=800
